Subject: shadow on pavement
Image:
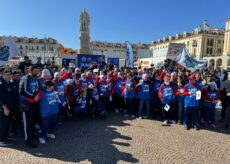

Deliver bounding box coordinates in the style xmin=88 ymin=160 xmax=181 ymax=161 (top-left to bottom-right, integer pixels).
xmin=11 ymin=113 xmax=139 ymax=164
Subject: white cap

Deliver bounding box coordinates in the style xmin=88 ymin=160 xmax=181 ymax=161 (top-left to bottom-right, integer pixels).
xmin=66 ymin=79 xmax=73 ymax=85
xmin=75 ymin=68 xmax=81 ymax=73
xmin=54 ymin=72 xmax=60 ymax=78
xmin=42 ymin=69 xmax=51 ymax=77
xmin=93 ymin=69 xmax=99 ymax=73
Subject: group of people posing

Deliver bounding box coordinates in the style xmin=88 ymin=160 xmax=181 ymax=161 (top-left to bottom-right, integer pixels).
xmin=0 ymin=56 xmax=229 ymax=148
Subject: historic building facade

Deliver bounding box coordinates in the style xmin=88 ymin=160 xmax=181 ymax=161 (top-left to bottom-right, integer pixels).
xmin=150 ymin=20 xmax=227 ymax=71
xmin=0 ymin=36 xmax=62 ymax=63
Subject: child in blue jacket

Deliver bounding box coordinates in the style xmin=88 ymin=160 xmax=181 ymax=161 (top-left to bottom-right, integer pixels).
xmin=39 ymin=80 xmax=59 ymax=144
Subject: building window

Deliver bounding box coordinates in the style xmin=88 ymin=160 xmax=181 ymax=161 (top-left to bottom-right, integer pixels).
xmin=218 ymin=40 xmax=221 ymax=44
xmin=210 ymin=48 xmax=213 ymax=55
xmin=37 ymin=46 xmax=39 ymax=50
xmin=187 ymin=41 xmax=189 ymax=47
xmin=25 ymin=46 xmax=28 ymax=50
xmin=193 ymin=48 xmax=196 ymax=55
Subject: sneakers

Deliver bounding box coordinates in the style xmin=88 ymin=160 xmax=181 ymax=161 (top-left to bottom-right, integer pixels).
xmin=47 ymin=133 xmax=56 ymax=139
xmin=184 ymin=124 xmax=190 ymax=130
xmin=25 ymin=140 xmax=37 ymax=148
xmin=194 ymin=125 xmax=200 ymax=130
xmin=39 ymin=137 xmax=46 ymax=144
xmin=0 ymin=140 xmax=13 ymax=147
xmin=210 ymin=124 xmax=217 ymax=128
xmin=162 ymin=120 xmax=170 ymax=126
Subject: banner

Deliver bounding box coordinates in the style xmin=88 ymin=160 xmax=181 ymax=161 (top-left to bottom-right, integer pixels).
xmin=0 ymin=38 xmax=20 ymax=66
xmin=77 ymin=54 xmax=105 ymax=68
xmin=173 ymin=47 xmax=207 ymax=72
xmin=62 ymin=58 xmax=76 ymax=69
xmin=107 ymin=57 xmax=119 ymax=67
xmin=167 ymin=43 xmax=184 ymax=60
xmin=125 ymin=41 xmax=134 ymax=68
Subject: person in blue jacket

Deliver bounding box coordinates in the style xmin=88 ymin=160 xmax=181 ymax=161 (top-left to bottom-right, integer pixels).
xmin=89 ymin=87 xmax=106 ymax=118
xmin=114 ymin=72 xmax=126 ymax=113
xmin=137 ymin=74 xmax=151 ymax=119
xmin=151 ymin=73 xmax=162 ymax=116
xmin=158 ymin=75 xmax=176 ymax=126
xmin=53 ymin=72 xmax=66 ymax=122
xmin=202 ymin=82 xmax=221 ymax=128
xmin=123 ymin=73 xmax=136 ymax=118
xmin=183 ymin=75 xmax=201 ymax=130
xmin=39 ymin=80 xmax=59 ymax=144
xmin=73 ymin=89 xmax=88 ymax=117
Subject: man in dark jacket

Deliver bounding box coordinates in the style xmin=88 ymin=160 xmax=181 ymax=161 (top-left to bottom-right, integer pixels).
xmin=19 ymin=65 xmax=40 ymax=148
xmin=0 ymin=68 xmax=14 ymax=146
xmin=220 ymin=72 xmax=230 ymax=129
xmin=18 ymin=56 xmax=32 ymax=75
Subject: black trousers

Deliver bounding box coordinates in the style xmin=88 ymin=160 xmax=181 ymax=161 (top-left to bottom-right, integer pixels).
xmin=0 ymin=110 xmax=10 ymax=142
xmin=113 ymin=93 xmax=125 ymax=110
xmin=22 ymin=103 xmax=38 ymax=142
xmin=221 ymin=96 xmax=226 ymax=119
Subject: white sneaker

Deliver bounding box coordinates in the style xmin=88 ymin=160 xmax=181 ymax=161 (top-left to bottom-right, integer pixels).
xmin=47 ymin=133 xmax=56 ymax=139
xmin=130 ymin=115 xmax=135 ymax=119
xmin=39 ymin=137 xmax=46 ymax=144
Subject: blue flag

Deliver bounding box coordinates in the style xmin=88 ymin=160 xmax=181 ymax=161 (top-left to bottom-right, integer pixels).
xmin=125 ymin=41 xmax=134 ymax=68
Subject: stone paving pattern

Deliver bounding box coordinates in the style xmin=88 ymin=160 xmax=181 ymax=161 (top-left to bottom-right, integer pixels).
xmin=0 ymin=113 xmax=229 ymax=164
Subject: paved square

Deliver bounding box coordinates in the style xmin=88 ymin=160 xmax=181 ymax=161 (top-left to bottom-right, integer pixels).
xmin=0 ymin=114 xmax=229 ymax=164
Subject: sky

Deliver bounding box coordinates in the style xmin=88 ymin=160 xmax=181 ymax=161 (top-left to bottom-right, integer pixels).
xmin=0 ymin=0 xmax=229 ymax=49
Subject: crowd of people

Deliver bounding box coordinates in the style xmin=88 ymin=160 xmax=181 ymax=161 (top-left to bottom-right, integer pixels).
xmin=0 ymin=56 xmax=229 ymax=148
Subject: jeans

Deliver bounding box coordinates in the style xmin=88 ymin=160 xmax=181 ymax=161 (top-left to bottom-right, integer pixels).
xmin=40 ymin=114 xmax=57 ymax=138
xmin=124 ymin=98 xmax=135 ymax=116
xmin=184 ymin=107 xmax=199 ymax=126
xmin=178 ymin=102 xmax=184 ymax=123
xmin=138 ymin=99 xmax=150 ymax=117
xmin=204 ymin=106 xmax=215 ymax=124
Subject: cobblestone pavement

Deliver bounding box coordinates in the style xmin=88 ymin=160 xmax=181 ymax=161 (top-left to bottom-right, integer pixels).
xmin=0 ymin=113 xmax=229 ymax=164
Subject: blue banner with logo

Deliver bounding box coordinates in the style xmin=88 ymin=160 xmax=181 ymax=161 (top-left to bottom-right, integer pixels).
xmin=62 ymin=58 xmax=76 ymax=69
xmin=77 ymin=54 xmax=105 ymax=68
xmin=107 ymin=57 xmax=119 ymax=67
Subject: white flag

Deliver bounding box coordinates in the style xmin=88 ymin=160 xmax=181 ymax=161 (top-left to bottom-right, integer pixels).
xmin=173 ymin=47 xmax=207 ymax=72
xmin=0 ymin=37 xmax=20 ymax=66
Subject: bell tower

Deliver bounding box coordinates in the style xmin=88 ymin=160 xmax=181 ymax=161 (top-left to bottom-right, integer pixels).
xmin=79 ymin=9 xmax=91 ymax=54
